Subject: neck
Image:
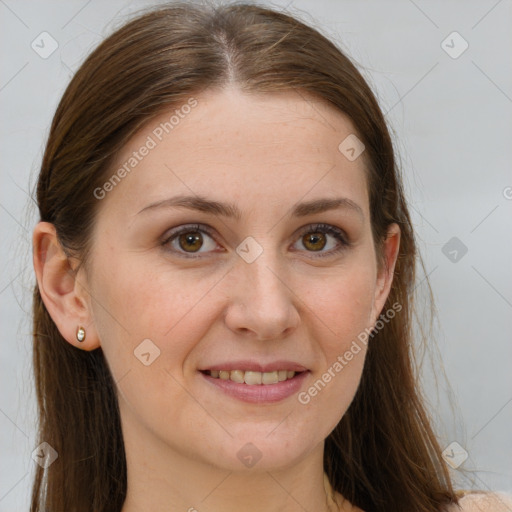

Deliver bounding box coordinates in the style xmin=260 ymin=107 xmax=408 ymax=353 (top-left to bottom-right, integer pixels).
xmin=119 ymin=408 xmax=346 ymax=512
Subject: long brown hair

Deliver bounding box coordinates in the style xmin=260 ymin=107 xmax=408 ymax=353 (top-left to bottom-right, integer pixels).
xmin=31 ymin=2 xmax=457 ymax=511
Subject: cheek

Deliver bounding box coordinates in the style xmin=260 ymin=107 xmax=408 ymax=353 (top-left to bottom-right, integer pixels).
xmin=291 ymin=257 xmax=377 ymax=429
xmin=89 ymin=253 xmax=223 ymax=370
xmin=304 ymin=259 xmax=377 ymax=350
xmin=88 ymin=255 xmax=222 ymax=426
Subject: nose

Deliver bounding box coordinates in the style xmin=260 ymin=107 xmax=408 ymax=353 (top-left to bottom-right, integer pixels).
xmin=223 ymin=251 xmax=300 ymax=341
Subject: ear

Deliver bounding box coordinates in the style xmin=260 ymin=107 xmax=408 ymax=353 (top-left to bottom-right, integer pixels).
xmin=370 ymin=223 xmax=401 ymax=326
xmin=32 ymin=222 xmax=100 ymax=351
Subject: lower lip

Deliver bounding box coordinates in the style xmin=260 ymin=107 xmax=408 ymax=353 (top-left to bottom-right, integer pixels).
xmin=200 ymin=371 xmax=309 ymax=403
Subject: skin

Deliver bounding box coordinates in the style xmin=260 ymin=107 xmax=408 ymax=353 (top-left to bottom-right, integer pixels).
xmin=33 ymin=87 xmax=400 ymax=512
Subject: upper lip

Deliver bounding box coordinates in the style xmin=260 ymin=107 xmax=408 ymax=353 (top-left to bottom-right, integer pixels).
xmin=199 ymin=360 xmax=309 ymax=373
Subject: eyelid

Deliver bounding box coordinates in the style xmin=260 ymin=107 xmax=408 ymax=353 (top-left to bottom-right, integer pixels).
xmin=160 ymin=223 xmax=221 ymax=254
xmin=297 ymin=223 xmax=349 ymax=244
xmin=161 ymin=222 xmax=350 ymax=258
xmin=292 ymin=223 xmax=350 ymax=258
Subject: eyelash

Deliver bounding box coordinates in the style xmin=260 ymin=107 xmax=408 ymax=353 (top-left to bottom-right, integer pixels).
xmin=161 ymin=223 xmax=350 ymax=259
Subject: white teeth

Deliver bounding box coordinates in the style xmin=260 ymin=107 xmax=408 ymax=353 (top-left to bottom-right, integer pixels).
xmin=244 ymin=371 xmax=262 ymax=385
xmin=207 ymin=369 xmax=298 ymax=385
xmin=278 ymin=370 xmax=287 ymax=382
xmin=230 ymin=370 xmax=245 ymax=383
xmin=262 ymin=371 xmax=279 ymax=385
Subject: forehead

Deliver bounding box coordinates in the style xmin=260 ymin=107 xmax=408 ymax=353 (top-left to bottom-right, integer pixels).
xmin=96 ymin=87 xmax=369 ymax=219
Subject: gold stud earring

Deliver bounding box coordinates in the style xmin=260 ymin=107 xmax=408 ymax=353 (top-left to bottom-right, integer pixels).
xmin=76 ymin=326 xmax=86 ymax=342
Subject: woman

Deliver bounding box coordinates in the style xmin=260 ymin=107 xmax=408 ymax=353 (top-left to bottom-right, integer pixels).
xmin=30 ymin=2 xmax=511 ymax=511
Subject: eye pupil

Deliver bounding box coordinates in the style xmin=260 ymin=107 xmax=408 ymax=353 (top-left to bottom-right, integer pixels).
xmin=179 ymin=232 xmax=203 ymax=252
xmin=303 ymin=232 xmax=326 ymax=251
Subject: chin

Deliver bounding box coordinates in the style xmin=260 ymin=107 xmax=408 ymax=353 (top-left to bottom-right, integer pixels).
xmin=199 ymin=421 xmax=324 ymax=473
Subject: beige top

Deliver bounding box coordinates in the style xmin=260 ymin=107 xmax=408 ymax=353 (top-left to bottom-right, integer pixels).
xmin=446 ymin=492 xmax=512 ymax=511
xmin=323 ymin=475 xmax=512 ymax=511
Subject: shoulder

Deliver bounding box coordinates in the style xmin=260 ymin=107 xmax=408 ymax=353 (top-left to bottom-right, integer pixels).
xmin=444 ymin=491 xmax=512 ymax=512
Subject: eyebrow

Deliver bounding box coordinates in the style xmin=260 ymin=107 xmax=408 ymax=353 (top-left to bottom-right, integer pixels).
xmin=137 ymin=195 xmax=364 ymax=220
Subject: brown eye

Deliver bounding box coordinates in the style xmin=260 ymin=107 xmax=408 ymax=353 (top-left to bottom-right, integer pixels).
xmin=302 ymin=232 xmax=327 ymax=251
xmin=178 ymin=232 xmax=203 ymax=252
xmin=292 ymin=223 xmax=349 ymax=258
xmin=162 ymin=224 xmax=219 ymax=258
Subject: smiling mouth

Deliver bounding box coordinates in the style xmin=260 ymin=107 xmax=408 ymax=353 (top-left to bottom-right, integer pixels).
xmin=201 ymin=369 xmax=304 ymax=385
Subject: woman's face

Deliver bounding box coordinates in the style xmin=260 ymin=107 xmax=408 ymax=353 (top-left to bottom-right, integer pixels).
xmin=81 ymin=87 xmax=398 ymax=472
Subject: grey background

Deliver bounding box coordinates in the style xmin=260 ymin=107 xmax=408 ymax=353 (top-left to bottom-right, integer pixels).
xmin=1 ymin=0 xmax=511 ymax=509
